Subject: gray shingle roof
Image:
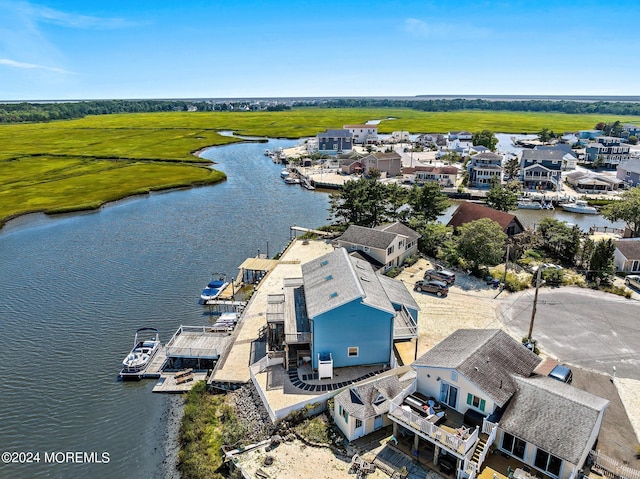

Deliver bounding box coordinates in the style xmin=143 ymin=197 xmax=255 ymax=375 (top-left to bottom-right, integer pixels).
xmin=335 ymin=375 xmax=404 ymax=419
xmin=338 ymin=225 xmax=398 ymax=250
xmin=319 ymin=129 xmax=352 ymax=138
xmin=375 ymin=221 xmax=421 ymax=243
xmin=620 ymin=158 xmax=640 ymax=174
xmin=473 ymin=152 xmax=503 ymax=160
xmin=301 ymin=248 xmax=395 ymax=319
xmin=615 ymin=239 xmax=640 ymax=260
xmin=412 ymin=329 xmax=541 ymax=407
xmin=522 ymin=148 xmax=572 ymax=161
xmin=499 ymin=376 xmax=609 ymax=465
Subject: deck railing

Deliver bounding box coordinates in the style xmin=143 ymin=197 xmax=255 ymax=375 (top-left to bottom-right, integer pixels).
xmin=393 ymin=305 xmax=418 ymax=340
xmin=285 ymin=332 xmax=311 ymax=344
xmin=388 ymin=385 xmax=478 ymax=457
xmin=589 ymin=450 xmax=640 ymax=479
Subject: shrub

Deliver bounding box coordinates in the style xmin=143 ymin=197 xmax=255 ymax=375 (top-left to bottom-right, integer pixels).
xmin=386 ymin=267 xmax=402 ymax=278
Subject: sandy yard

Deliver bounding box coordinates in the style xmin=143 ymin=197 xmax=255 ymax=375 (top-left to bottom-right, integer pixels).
xmin=233 ymin=439 xmax=388 ymax=479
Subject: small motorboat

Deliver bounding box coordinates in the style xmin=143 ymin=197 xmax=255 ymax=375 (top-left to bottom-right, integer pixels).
xmin=200 ymin=279 xmax=229 ymax=301
xmin=120 ymin=328 xmax=161 ymax=379
xmin=280 ymin=168 xmax=290 ymax=178
xmin=517 ymin=198 xmax=543 ymax=210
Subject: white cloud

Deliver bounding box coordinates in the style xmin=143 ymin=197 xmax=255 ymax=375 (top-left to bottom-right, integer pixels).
xmin=10 ymin=1 xmax=138 ymax=29
xmin=0 ymin=58 xmax=75 ymax=74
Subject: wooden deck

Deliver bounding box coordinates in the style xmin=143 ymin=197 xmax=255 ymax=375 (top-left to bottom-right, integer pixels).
xmin=166 ymin=325 xmax=232 ymax=360
xmin=152 ymin=371 xmax=209 ymax=393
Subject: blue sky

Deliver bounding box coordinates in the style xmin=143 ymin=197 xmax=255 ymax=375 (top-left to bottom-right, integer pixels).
xmin=0 ymin=0 xmax=637 ymax=100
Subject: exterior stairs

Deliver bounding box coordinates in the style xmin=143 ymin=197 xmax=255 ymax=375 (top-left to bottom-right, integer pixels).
xmin=469 ymin=433 xmax=489 ymax=472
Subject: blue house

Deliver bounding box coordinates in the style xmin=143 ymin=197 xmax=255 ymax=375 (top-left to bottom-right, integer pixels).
xmin=266 ymin=248 xmax=419 ymax=375
xmin=617 ymin=158 xmax=640 ymax=187
xmin=519 ymin=146 xmax=576 ymax=191
xmin=317 ymin=129 xmax=353 ymax=155
xmin=467 ymin=152 xmax=503 ymax=188
xmin=585 ymin=137 xmax=632 ymax=168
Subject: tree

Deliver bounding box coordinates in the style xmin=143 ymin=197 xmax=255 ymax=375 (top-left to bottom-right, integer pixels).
xmin=455 ymin=218 xmax=507 ymax=271
xmin=472 ymin=130 xmax=498 ymax=151
xmin=409 ymin=220 xmax=452 ymax=257
xmin=601 ymin=187 xmax=640 ymax=237
xmin=537 ymin=218 xmax=583 ymax=263
xmin=407 ymin=182 xmax=450 ymax=222
xmin=503 ymin=155 xmax=520 ymax=180
xmin=538 ymin=128 xmax=551 ymax=144
xmin=589 ymin=238 xmax=616 ymax=284
xmin=595 ymin=122 xmax=606 ymax=131
xmin=628 ymin=135 xmax=638 ymax=145
xmin=485 ymin=180 xmax=518 ymax=212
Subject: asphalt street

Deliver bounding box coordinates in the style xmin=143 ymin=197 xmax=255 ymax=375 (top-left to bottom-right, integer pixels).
xmin=497 ymin=286 xmax=640 ymax=380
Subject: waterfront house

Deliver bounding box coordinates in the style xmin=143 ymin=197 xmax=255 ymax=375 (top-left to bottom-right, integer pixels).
xmin=265 ymin=247 xmax=419 ymax=374
xmin=402 ymin=165 xmax=459 ymax=187
xmin=565 ymin=171 xmax=623 ymax=193
xmin=519 ymin=146 xmax=576 ymax=191
xmin=335 ymin=222 xmax=421 ymax=271
xmin=344 ymin=124 xmax=378 ymax=145
xmin=447 ymin=202 xmax=524 ymax=237
xmin=334 ymin=375 xmax=405 ymax=442
xmin=467 ymin=152 xmax=503 ymax=188
xmin=585 ymin=137 xmax=632 ymax=168
xmin=614 ymin=239 xmax=640 ymax=273
xmin=616 ymin=158 xmax=640 ymax=187
xmin=317 ymin=129 xmax=353 ymax=155
xmin=416 ymin=133 xmax=446 ymax=148
xmin=622 ymin=123 xmax=640 ymax=138
xmin=362 ymin=152 xmax=403 ymax=178
xmin=387 ymin=329 xmax=609 ymax=479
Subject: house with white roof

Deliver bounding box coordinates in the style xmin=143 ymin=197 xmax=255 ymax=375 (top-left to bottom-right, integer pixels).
xmin=344 ymin=124 xmax=378 ymax=144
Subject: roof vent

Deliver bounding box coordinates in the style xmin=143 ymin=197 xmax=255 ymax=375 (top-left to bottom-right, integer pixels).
xmin=321 ymin=260 xmax=329 ymax=266
xmin=325 ymin=275 xmax=333 ymax=281
xmin=329 ymin=292 xmax=338 ymax=298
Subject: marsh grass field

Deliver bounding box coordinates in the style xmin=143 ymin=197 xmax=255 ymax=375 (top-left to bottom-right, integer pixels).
xmin=2 ymin=107 xmax=640 ymax=227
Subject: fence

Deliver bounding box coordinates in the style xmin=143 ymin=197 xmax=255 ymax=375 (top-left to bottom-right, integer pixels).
xmin=590 ymin=450 xmax=640 ymax=479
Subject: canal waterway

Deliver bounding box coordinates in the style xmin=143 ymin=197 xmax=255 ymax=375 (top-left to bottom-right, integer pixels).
xmin=0 ymin=138 xmax=330 ymax=479
xmin=0 ymin=136 xmax=624 ymax=478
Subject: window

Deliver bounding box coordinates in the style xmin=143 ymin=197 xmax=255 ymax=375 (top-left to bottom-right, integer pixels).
xmin=439 ymin=382 xmax=459 ymax=408
xmin=348 ymin=347 xmax=359 ymax=357
xmin=340 ymin=405 xmax=349 ymax=423
xmin=355 ymin=418 xmax=363 ymax=428
xmin=450 ymin=371 xmax=458 ymax=382
xmin=387 ymin=246 xmax=394 ymax=255
xmin=502 ymin=432 xmax=526 ymax=460
xmin=534 ymin=448 xmax=562 ymax=477
xmin=466 ymin=393 xmax=486 ymax=412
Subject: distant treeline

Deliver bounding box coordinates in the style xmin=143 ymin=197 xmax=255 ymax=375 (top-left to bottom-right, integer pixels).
xmin=306 ymin=98 xmax=640 ymax=116
xmin=2 ymin=97 xmax=640 ymax=124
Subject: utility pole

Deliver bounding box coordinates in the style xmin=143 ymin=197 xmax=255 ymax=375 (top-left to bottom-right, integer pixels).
xmin=502 ymin=244 xmax=510 ymax=286
xmin=528 ymin=267 xmax=543 ymax=341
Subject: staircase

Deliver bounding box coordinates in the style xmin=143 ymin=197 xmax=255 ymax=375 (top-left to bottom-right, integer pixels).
xmin=469 ymin=433 xmax=489 ymax=472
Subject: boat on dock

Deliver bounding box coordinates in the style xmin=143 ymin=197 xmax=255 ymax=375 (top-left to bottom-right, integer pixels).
xmin=284 ymin=176 xmax=301 ymax=184
xmin=517 ymin=198 xmax=543 ymax=210
xmin=560 ymin=199 xmax=598 ymax=214
xmin=280 ymin=168 xmax=290 ymax=178
xmin=200 ymin=279 xmax=229 ymax=301
xmin=120 ymin=327 xmax=161 ymax=380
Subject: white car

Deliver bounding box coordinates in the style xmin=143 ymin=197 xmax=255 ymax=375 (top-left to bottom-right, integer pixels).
xmin=625 ymin=275 xmax=640 ymax=291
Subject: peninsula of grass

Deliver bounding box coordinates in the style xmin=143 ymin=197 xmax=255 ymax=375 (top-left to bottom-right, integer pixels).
xmin=3 ymin=107 xmax=640 ymax=228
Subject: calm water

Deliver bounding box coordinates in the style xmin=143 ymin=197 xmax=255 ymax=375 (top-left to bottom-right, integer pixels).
xmin=0 ymin=138 xmax=330 ymax=479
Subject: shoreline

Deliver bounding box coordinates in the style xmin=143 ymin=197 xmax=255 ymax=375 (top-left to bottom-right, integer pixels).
xmin=162 ymin=395 xmax=184 ymax=479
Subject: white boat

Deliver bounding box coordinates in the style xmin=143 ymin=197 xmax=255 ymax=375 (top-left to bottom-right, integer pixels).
xmin=120 ymin=328 xmax=161 ymax=379
xmin=284 ymin=176 xmax=300 ymax=184
xmin=541 ymin=201 xmax=555 ymax=210
xmin=517 ymin=198 xmax=543 ymax=210
xmin=280 ymin=168 xmax=290 ymax=178
xmin=560 ymin=200 xmax=598 ymax=214
xmin=200 ymin=279 xmax=229 ymax=301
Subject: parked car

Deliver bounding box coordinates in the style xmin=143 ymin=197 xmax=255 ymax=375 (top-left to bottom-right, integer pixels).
xmin=414 ymin=279 xmax=448 ymax=297
xmin=423 ymin=267 xmax=455 ymax=285
xmin=548 ymin=364 xmax=573 ymax=384
xmin=625 ymin=274 xmax=640 ymax=291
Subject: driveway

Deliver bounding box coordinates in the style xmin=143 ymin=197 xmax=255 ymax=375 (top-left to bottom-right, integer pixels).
xmin=497 ymin=287 xmax=640 ymax=380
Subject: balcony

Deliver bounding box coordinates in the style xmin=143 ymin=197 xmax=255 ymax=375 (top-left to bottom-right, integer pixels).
xmin=394 ymin=305 xmax=418 ymax=340
xmin=388 ymin=383 xmax=479 ymax=458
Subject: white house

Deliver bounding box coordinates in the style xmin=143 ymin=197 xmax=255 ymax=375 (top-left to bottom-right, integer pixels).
xmin=334 ymin=222 xmax=421 ymax=271
xmin=333 ymin=375 xmax=405 ymax=442
xmin=614 ymin=238 xmax=640 ymax=273
xmin=387 ymin=329 xmax=609 ymax=479
xmin=344 ymin=124 xmax=378 ymax=145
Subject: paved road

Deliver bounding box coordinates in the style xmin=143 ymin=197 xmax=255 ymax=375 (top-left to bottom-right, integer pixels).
xmin=497 ymin=286 xmax=640 ymax=380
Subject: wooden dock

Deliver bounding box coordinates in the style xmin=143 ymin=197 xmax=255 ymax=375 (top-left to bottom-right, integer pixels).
xmin=152 ymin=370 xmax=209 ymax=393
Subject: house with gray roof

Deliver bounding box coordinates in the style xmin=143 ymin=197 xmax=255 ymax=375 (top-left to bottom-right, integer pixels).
xmin=614 ymin=238 xmax=640 ymax=273
xmin=520 ymin=147 xmax=577 ymax=191
xmin=266 ymin=247 xmax=419 ymax=374
xmin=585 ymin=137 xmax=632 ymax=168
xmin=387 ymin=329 xmax=609 ymax=479
xmin=468 ymin=152 xmax=504 ymax=188
xmin=335 ymin=222 xmax=421 ymax=271
xmin=333 ymin=375 xmax=405 ymax=442
xmin=317 ymin=128 xmax=353 ymax=155
xmin=617 ymin=158 xmax=640 ymax=187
